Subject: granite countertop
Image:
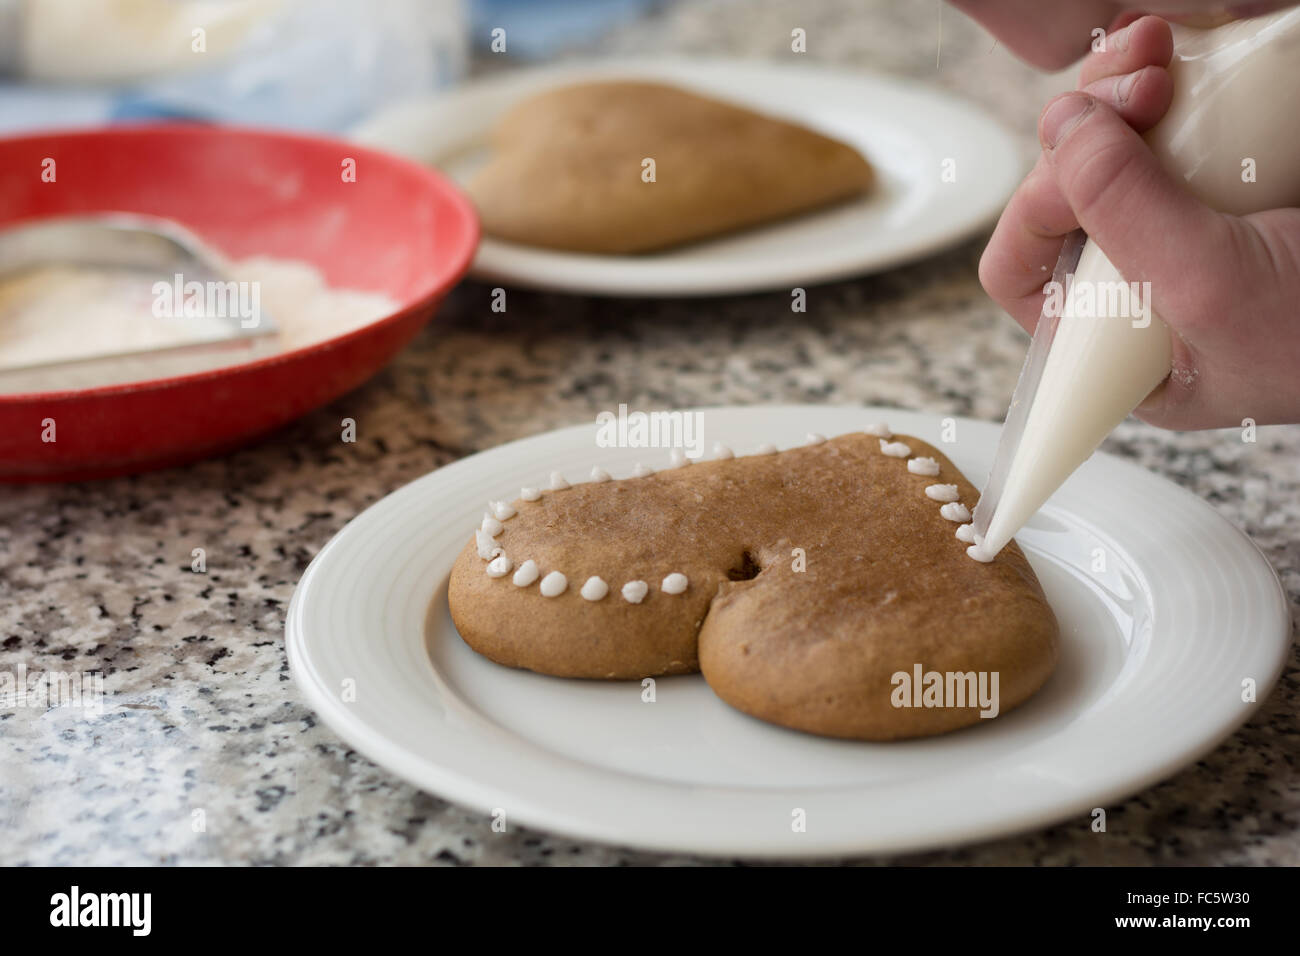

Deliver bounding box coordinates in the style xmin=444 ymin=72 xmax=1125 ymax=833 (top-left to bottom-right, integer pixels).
xmin=1 ymin=0 xmax=1296 ymax=866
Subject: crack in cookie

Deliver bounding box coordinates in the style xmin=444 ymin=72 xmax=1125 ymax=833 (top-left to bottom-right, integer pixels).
xmin=448 ymin=430 xmax=1058 ymax=740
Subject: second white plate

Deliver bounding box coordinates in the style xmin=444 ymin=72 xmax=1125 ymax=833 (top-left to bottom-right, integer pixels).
xmin=286 ymin=406 xmax=1290 ymax=858
xmin=350 ymin=59 xmax=1025 ymax=296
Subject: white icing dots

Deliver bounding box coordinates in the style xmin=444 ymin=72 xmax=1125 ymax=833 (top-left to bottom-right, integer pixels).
xmin=580 ymin=576 xmax=609 ymax=601
xmin=539 ymin=571 xmax=567 ymax=597
xmin=475 ymin=529 xmax=499 ymax=559
xmin=481 ymin=428 xmax=997 ymax=606
xmin=863 ymin=435 xmax=982 ymax=550
xmin=512 ymin=560 xmax=539 ymax=587
xmin=940 ymin=502 xmax=972 ymax=522
xmin=925 ymin=483 xmax=960 ymax=503
xmin=661 ymin=573 xmax=688 ymax=595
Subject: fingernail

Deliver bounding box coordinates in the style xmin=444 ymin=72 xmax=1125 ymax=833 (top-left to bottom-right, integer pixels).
xmin=1040 ymin=93 xmax=1094 ymax=150
xmin=1110 ymin=23 xmax=1132 ymax=51
xmin=1116 ymin=70 xmax=1140 ymax=104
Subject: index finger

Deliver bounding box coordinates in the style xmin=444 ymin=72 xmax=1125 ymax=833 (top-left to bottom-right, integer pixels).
xmin=1078 ymin=15 xmax=1173 ymax=86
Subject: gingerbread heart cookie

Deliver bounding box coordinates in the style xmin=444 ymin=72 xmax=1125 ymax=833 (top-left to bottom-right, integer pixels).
xmin=466 ymin=80 xmax=875 ymax=254
xmin=448 ymin=428 xmax=1058 ymax=740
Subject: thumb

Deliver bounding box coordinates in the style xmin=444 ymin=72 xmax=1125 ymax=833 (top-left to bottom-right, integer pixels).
xmin=1038 ymin=91 xmax=1227 ymax=299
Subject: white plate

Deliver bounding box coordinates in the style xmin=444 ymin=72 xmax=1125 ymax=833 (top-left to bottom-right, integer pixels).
xmin=286 ymin=406 xmax=1289 ymax=858
xmin=349 ymin=59 xmax=1024 ymax=296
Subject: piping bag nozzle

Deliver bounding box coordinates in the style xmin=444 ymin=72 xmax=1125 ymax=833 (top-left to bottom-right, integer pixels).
xmin=970 ymin=233 xmax=1171 ymax=559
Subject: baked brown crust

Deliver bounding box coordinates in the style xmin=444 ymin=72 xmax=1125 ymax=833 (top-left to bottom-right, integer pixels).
xmin=448 ymin=432 xmax=1058 ymax=740
xmin=466 ymin=80 xmax=875 ymax=254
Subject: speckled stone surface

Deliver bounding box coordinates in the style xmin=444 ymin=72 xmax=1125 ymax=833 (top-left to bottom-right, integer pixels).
xmin=1 ymin=0 xmax=1296 ymax=866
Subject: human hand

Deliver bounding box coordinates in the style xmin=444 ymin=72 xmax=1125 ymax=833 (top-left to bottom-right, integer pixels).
xmin=977 ymin=15 xmax=1300 ymax=428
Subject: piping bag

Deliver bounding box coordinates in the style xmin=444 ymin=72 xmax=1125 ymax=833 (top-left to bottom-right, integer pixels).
xmin=971 ymin=8 xmax=1300 ymax=561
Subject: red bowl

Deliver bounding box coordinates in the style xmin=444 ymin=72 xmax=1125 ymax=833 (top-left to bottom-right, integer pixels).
xmin=0 ymin=124 xmax=479 ymax=482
